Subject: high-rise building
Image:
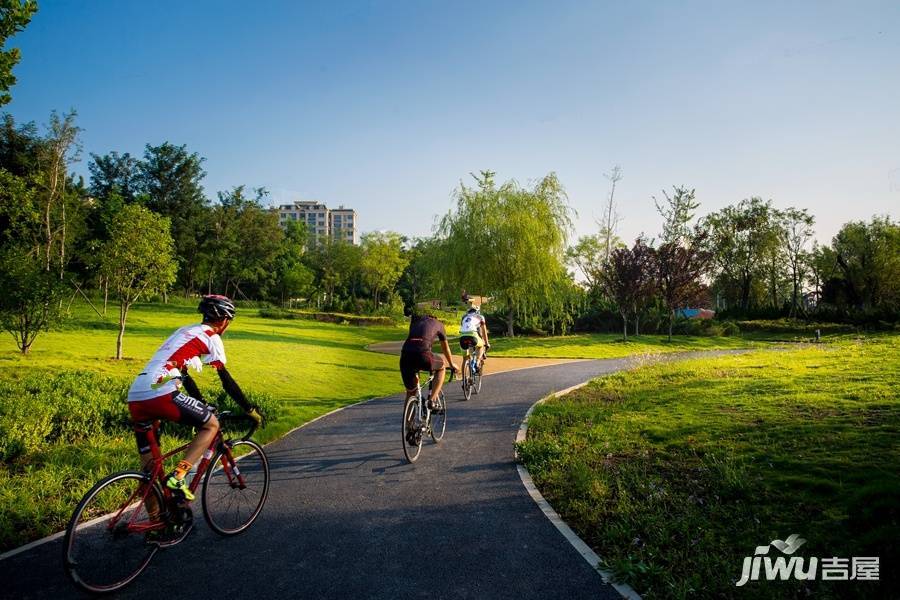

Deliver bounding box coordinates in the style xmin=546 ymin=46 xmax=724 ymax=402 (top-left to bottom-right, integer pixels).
xmin=275 ymin=201 xmax=358 ymax=245
xmin=329 ymin=206 xmax=358 ymax=245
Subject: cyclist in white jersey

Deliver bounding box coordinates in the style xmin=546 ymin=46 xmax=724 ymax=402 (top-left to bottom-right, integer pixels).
xmin=458 ymin=301 xmax=490 ymax=373
xmin=127 ymin=295 xmax=261 ymax=501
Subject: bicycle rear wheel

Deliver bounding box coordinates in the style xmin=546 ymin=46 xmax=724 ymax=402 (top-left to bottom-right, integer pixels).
xmin=430 ymin=390 xmax=447 ymax=442
xmin=63 ymin=471 xmax=164 ymax=593
xmin=461 ymin=358 xmax=472 ymax=401
xmin=202 ymin=440 xmax=270 ymax=535
xmin=402 ymin=396 xmax=424 ymax=463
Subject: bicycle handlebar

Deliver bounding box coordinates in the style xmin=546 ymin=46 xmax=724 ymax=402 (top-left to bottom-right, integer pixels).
xmin=216 ymin=410 xmax=259 ymax=442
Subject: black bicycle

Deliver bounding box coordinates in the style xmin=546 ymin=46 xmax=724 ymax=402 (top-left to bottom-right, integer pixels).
xmin=402 ymin=370 xmax=453 ymax=463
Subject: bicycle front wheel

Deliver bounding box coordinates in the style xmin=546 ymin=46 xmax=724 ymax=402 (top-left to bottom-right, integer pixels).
xmin=402 ymin=396 xmax=424 ymax=463
xmin=202 ymin=440 xmax=270 ymax=535
xmin=63 ymin=471 xmax=163 ymax=593
xmin=430 ymin=390 xmax=447 ymax=442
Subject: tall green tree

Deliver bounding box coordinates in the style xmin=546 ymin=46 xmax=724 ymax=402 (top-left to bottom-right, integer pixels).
xmin=272 ymin=220 xmax=313 ymax=306
xmin=438 ymin=171 xmax=572 ymax=336
xmin=702 ymin=198 xmax=781 ymax=312
xmin=566 ymin=234 xmax=607 ymax=290
xmin=138 ymin=142 xmax=207 ymax=292
xmin=654 ymin=185 xmax=700 ymax=246
xmin=199 ymin=186 xmax=284 ymax=299
xmin=780 ymin=207 xmax=815 ymax=315
xmin=88 ymin=151 xmax=140 ymax=204
xmin=829 ymin=216 xmax=900 ymax=312
xmin=397 ymin=237 xmax=443 ymax=312
xmin=360 ymin=231 xmax=408 ymax=309
xmin=99 ymin=205 xmax=176 ymax=359
xmin=0 ymin=0 xmax=37 ymax=106
xmin=0 ymin=246 xmax=64 ymax=354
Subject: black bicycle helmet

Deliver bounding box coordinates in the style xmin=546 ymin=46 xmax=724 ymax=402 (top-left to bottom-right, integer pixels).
xmin=198 ymin=295 xmax=236 ymax=322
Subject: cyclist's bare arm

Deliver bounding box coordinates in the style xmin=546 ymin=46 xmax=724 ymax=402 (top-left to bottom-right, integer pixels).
xmin=439 ymin=338 xmax=458 ymax=372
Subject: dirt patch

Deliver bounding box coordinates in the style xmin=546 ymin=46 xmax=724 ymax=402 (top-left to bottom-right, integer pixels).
xmin=365 ymin=340 xmax=584 ymax=375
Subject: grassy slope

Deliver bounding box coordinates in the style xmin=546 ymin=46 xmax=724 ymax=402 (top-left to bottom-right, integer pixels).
xmin=517 ymin=335 xmax=899 ymax=599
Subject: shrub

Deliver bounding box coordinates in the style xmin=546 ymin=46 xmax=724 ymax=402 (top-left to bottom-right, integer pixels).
xmin=0 ymin=372 xmax=129 ymax=462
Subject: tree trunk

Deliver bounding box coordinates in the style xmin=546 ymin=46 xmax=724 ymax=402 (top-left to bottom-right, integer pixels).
xmin=103 ymin=278 xmax=108 ymax=316
xmin=668 ymin=310 xmax=674 ymax=342
xmin=634 ymin=314 xmax=640 ymax=336
xmin=116 ymin=303 xmax=128 ymax=359
xmin=506 ymin=306 xmax=515 ymax=337
xmin=621 ymin=313 xmax=628 ymax=341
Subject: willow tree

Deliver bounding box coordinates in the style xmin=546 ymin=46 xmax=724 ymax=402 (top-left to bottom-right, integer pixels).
xmin=437 ymin=171 xmax=572 ymax=336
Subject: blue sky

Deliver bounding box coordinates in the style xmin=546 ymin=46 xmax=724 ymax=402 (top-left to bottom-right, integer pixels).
xmin=7 ymin=0 xmax=900 ymax=244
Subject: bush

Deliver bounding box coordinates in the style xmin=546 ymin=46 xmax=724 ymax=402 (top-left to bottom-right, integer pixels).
xmin=258 ymin=307 xmax=397 ymax=327
xmin=0 ymin=372 xmax=130 ymax=462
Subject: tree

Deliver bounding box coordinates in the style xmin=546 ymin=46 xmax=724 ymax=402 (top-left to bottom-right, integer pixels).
xmin=654 ymin=185 xmax=699 ymax=246
xmin=360 ymin=231 xmax=408 ymax=310
xmin=829 ymin=216 xmax=900 ymax=312
xmin=99 ymin=205 xmax=176 ymax=359
xmin=0 ymin=246 xmax=64 ymax=354
xmin=655 ymin=231 xmax=711 ymax=341
xmin=0 ymin=0 xmax=38 ymax=106
xmin=566 ymin=234 xmax=606 ymax=290
xmin=601 ymin=239 xmax=655 ymax=340
xmin=780 ymin=207 xmax=815 ymax=315
xmin=272 ymin=220 xmax=313 ymax=306
xmin=200 ymin=186 xmax=283 ymax=299
xmin=397 ymin=237 xmax=443 ymax=312
xmin=438 ymin=171 xmax=572 ymax=336
xmin=599 ymin=165 xmax=623 ymax=263
xmin=88 ymin=151 xmax=140 ymax=204
xmin=37 ymin=110 xmax=81 ymax=276
xmin=702 ymin=198 xmax=781 ymax=312
xmin=138 ymin=142 xmax=207 ymax=292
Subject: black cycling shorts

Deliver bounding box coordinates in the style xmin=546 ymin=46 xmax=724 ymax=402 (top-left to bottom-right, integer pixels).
xmin=129 ymin=391 xmax=213 ymax=453
xmin=399 ymin=350 xmax=444 ymax=392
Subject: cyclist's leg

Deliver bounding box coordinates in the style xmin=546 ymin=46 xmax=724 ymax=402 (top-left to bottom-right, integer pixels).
xmin=428 ymin=353 xmax=446 ymax=404
xmin=171 ymin=392 xmax=219 ymax=469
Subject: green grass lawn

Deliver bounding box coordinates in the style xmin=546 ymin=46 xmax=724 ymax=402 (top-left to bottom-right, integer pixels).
xmin=516 ymin=335 xmax=899 ymax=599
xmin=489 ymin=332 xmax=759 ymax=359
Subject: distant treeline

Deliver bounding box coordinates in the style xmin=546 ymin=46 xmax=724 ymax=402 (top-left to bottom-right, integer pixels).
xmin=1 ymin=113 xmax=897 ymax=356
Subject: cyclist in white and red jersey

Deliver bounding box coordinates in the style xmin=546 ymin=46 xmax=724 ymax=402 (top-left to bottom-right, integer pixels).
xmin=127 ymin=295 xmax=261 ymax=501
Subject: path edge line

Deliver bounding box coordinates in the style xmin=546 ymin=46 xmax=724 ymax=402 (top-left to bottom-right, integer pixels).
xmin=514 ymin=381 xmax=642 ymax=600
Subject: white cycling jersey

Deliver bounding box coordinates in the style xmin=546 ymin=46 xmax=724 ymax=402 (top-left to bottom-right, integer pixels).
xmin=127 ymin=324 xmax=227 ymax=402
xmin=460 ymin=312 xmax=485 ymax=335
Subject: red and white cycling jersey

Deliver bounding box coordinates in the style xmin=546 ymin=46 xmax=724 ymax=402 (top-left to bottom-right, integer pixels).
xmin=127 ymin=324 xmax=227 ymax=402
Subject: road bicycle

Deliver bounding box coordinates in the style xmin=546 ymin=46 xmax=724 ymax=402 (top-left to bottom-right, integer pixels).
xmin=63 ymin=407 xmax=269 ymax=593
xmin=460 ymin=340 xmax=484 ymax=401
xmin=402 ymin=369 xmax=454 ymax=463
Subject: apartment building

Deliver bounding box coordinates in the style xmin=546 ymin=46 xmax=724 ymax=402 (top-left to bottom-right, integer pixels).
xmin=276 ymin=201 xmax=358 ymax=245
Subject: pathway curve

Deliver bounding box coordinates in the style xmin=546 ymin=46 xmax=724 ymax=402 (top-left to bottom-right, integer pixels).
xmin=1 ymin=351 xmax=745 ymax=599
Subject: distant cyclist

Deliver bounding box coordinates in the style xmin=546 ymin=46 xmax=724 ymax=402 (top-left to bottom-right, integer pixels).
xmin=126 ymin=295 xmax=261 ymax=501
xmin=459 ymin=300 xmax=490 ymax=373
xmin=400 ymin=310 xmax=458 ymax=414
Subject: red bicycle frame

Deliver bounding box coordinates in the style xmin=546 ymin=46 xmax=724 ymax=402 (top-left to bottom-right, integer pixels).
xmin=108 ymin=420 xmax=246 ymax=535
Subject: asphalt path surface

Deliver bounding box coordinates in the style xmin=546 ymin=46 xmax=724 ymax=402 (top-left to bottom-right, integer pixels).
xmin=1 ymin=351 xmax=744 ymax=599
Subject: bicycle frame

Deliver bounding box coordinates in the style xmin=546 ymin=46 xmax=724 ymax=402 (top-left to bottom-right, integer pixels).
xmin=114 ymin=421 xmax=244 ymax=535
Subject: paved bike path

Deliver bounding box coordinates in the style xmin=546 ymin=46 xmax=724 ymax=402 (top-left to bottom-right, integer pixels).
xmin=0 ymin=352 xmax=743 ymax=599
